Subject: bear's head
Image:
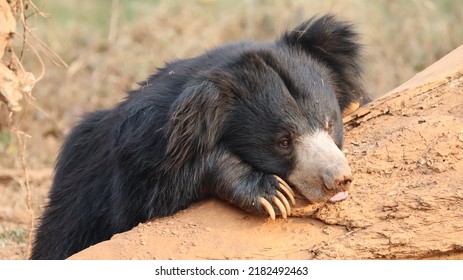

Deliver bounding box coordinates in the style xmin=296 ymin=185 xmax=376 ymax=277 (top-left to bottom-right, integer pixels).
xmin=166 ymin=15 xmax=367 ymax=203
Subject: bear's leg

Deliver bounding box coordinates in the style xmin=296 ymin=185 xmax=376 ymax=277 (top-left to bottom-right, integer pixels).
xmin=202 ymin=148 xmax=295 ymax=220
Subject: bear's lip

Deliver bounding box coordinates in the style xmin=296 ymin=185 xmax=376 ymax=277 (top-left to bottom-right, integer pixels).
xmin=328 ymin=191 xmax=349 ymax=203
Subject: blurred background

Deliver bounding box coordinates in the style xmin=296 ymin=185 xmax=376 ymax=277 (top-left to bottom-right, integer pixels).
xmin=0 ymin=0 xmax=462 ymax=259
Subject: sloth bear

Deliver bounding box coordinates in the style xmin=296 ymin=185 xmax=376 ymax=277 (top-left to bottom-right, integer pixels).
xmin=31 ymin=14 xmax=369 ymax=259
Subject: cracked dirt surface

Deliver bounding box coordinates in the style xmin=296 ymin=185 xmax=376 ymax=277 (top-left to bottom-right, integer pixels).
xmin=69 ymin=45 xmax=463 ymax=260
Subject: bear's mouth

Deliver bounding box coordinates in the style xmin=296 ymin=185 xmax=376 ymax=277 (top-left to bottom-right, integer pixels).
xmin=328 ymin=176 xmax=352 ymax=203
xmin=328 ymin=190 xmax=349 ymax=203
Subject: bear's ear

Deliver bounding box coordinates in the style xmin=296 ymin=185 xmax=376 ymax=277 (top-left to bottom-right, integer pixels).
xmin=280 ymin=14 xmax=369 ymax=110
xmin=165 ymin=81 xmax=229 ymax=167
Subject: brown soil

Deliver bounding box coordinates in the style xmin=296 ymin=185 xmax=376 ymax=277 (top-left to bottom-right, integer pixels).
xmin=68 ymin=45 xmax=463 ymax=260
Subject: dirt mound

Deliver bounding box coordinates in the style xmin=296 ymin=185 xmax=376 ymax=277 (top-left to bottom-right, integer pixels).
xmin=70 ymin=45 xmax=463 ymax=260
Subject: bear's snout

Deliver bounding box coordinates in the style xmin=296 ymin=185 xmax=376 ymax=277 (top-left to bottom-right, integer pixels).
xmin=322 ymin=163 xmax=352 ymax=191
xmin=288 ymin=130 xmax=353 ymax=203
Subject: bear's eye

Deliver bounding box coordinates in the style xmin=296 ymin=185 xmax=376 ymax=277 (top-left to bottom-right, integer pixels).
xmin=278 ymin=138 xmax=291 ymax=149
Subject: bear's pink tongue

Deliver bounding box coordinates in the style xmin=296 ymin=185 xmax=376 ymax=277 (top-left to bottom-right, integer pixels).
xmin=329 ymin=191 xmax=349 ymax=203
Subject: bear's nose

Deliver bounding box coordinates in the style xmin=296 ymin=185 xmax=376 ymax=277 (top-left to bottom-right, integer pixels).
xmin=334 ymin=175 xmax=353 ymax=190
xmin=322 ymin=164 xmax=352 ymax=191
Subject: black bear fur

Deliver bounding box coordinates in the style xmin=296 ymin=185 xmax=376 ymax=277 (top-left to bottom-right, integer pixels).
xmin=31 ymin=14 xmax=369 ymax=259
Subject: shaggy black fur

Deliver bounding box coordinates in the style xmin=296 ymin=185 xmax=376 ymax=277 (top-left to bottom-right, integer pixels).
xmin=31 ymin=14 xmax=369 ymax=259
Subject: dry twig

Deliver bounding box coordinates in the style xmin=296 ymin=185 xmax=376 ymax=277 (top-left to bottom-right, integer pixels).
xmin=1 ymin=0 xmax=65 ymax=259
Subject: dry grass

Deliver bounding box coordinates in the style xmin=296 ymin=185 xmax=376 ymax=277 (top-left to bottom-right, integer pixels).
xmin=0 ymin=0 xmax=462 ymax=259
xmin=3 ymin=0 xmax=463 ymax=168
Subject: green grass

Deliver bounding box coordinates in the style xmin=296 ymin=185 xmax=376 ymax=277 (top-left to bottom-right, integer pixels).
xmin=0 ymin=228 xmax=28 ymax=246
xmin=0 ymin=131 xmax=11 ymax=151
xmin=36 ymin=0 xmax=163 ymax=31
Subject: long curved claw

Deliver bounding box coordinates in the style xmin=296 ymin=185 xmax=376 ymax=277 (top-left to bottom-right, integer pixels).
xmin=274 ymin=175 xmax=296 ymax=205
xmin=276 ymin=190 xmax=291 ymax=216
xmin=272 ymin=196 xmax=287 ymax=219
xmin=259 ymin=197 xmax=275 ymax=220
